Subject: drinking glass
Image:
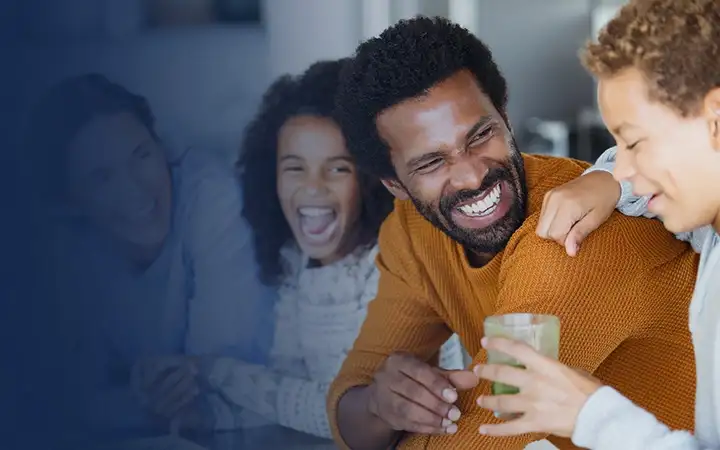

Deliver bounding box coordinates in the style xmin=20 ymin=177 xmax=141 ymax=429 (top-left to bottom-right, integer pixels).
xmin=483 ymin=313 xmax=560 ymax=419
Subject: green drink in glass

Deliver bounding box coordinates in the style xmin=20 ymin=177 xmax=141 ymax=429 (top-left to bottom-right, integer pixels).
xmin=483 ymin=313 xmax=560 ymax=419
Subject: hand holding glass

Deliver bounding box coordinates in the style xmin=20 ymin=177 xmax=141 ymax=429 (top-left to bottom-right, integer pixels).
xmin=483 ymin=313 xmax=560 ymax=419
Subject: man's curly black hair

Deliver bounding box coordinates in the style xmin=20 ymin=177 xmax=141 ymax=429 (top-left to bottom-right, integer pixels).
xmin=335 ymin=16 xmax=509 ymax=179
xmin=238 ymin=59 xmax=394 ymax=286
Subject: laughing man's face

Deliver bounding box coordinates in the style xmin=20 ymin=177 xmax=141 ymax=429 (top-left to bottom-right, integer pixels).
xmin=377 ymin=70 xmax=527 ymax=257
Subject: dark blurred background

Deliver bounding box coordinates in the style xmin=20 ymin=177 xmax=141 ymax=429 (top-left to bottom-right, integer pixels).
xmin=11 ymin=0 xmax=625 ymax=166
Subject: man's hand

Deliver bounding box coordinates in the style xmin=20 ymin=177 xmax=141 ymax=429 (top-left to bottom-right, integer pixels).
xmin=131 ymin=356 xmax=200 ymax=420
xmin=367 ymin=353 xmax=478 ymax=435
xmin=536 ymin=170 xmax=621 ymax=256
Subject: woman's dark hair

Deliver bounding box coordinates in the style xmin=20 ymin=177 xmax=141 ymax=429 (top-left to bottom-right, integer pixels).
xmin=238 ymin=59 xmax=394 ymax=286
xmin=24 ymin=73 xmax=157 ymax=206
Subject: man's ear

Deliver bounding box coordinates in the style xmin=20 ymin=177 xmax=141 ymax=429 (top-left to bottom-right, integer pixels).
xmin=381 ymin=178 xmax=409 ymax=200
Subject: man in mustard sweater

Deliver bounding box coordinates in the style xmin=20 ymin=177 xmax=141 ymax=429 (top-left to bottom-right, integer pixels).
xmin=327 ymin=16 xmax=699 ymax=450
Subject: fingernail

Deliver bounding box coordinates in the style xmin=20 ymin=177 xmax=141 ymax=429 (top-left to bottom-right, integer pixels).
xmin=441 ymin=418 xmax=452 ymax=427
xmin=479 ymin=426 xmax=488 ymax=435
xmin=446 ymin=424 xmax=458 ymax=434
xmin=476 ymin=396 xmax=483 ymax=406
xmin=481 ymin=337 xmax=488 ymax=347
xmin=473 ymin=365 xmax=481 ymax=377
xmin=448 ymin=406 xmax=461 ymax=422
xmin=442 ymin=388 xmax=457 ymax=402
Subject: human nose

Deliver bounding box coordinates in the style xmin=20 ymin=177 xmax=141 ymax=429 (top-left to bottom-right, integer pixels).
xmin=117 ymin=172 xmax=150 ymax=202
xmin=612 ymin=146 xmax=636 ymax=184
xmin=448 ymin=158 xmax=484 ymax=192
xmin=303 ymin=170 xmax=329 ymax=197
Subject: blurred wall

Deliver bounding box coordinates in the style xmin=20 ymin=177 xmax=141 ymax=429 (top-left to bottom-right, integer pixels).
xmin=469 ymin=0 xmax=595 ymax=128
xmin=263 ymin=0 xmax=362 ymax=79
xmin=17 ymin=26 xmax=269 ymax=162
xmin=263 ymin=0 xmax=601 ymax=129
xmin=14 ymin=0 xmax=618 ymax=161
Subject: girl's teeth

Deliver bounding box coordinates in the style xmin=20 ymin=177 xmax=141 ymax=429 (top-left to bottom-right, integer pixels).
xmin=299 ymin=206 xmax=334 ymax=217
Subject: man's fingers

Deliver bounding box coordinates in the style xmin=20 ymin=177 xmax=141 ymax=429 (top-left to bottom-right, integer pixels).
xmin=381 ymin=353 xmax=466 ymax=435
xmin=389 ymin=375 xmax=455 ymax=421
xmin=440 ymin=369 xmax=479 ymax=391
xmin=406 ymin=421 xmax=458 ymax=435
xmin=398 ymin=359 xmax=456 ymax=403
xmin=383 ymin=391 xmax=448 ymax=429
xmin=384 ymin=395 xmax=458 ymax=435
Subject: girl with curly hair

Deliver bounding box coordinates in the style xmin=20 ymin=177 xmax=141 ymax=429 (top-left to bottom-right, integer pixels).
xmin=148 ymin=59 xmax=465 ymax=440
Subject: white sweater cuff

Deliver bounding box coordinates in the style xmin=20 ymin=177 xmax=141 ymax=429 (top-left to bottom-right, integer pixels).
xmin=572 ymin=386 xmax=628 ymax=448
xmin=572 ymin=386 xmax=681 ymax=450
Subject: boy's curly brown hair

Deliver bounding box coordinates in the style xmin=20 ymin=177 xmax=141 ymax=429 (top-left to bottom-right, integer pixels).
xmin=582 ymin=0 xmax=720 ymax=116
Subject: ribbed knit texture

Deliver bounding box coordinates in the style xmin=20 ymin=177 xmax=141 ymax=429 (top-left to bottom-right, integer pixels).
xmin=327 ymin=154 xmax=699 ymax=450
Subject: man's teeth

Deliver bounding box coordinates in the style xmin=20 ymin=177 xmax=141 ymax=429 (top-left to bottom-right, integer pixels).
xmin=458 ymin=184 xmax=501 ymax=217
xmin=298 ymin=207 xmax=334 ymax=217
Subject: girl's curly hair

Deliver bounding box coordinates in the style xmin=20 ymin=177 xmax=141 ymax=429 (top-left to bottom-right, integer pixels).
xmin=237 ymin=59 xmax=394 ymax=286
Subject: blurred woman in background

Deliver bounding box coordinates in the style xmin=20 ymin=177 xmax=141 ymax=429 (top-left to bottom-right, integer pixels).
xmin=26 ymin=74 xmax=274 ymax=437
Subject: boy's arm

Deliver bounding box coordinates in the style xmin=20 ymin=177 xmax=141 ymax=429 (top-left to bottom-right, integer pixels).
xmin=585 ymin=146 xmax=701 ymax=251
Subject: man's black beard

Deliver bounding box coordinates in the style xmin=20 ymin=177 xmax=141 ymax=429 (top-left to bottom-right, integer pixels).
xmin=409 ymin=149 xmax=528 ymax=256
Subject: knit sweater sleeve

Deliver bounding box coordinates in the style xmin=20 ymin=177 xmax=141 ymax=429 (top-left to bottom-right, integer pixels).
xmin=463 ymin=228 xmax=642 ymax=448
xmin=199 ymin=357 xmax=333 ymax=437
xmin=327 ymin=211 xmax=453 ymax=449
